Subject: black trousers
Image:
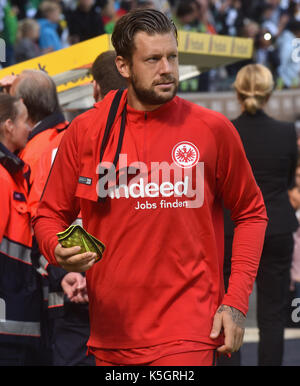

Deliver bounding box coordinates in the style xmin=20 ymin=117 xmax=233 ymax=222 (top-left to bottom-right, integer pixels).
xmin=219 ymin=233 xmax=294 ymax=366
xmin=0 ymin=341 xmax=41 ymax=366
xmin=50 ymin=303 xmax=95 ymax=366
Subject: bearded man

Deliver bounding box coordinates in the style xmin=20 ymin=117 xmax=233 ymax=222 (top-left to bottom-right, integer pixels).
xmin=33 ymin=9 xmax=268 ymax=366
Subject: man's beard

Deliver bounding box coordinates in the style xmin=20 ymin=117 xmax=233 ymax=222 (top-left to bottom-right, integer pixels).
xmin=130 ymin=72 xmax=178 ymax=106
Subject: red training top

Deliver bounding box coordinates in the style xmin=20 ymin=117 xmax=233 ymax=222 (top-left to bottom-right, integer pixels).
xmin=33 ymin=90 xmax=268 ymax=359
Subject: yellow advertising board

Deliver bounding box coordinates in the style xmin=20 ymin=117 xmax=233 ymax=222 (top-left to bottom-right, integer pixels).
xmin=178 ymin=30 xmax=253 ymax=58
xmin=0 ymin=34 xmax=109 ymax=92
xmin=0 ymin=31 xmax=253 ymax=92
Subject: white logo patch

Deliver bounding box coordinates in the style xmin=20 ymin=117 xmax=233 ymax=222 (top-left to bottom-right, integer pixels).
xmin=172 ymin=141 xmax=200 ymax=168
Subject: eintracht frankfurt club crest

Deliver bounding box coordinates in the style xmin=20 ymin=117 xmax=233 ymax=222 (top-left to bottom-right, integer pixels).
xmin=172 ymin=141 xmax=200 ymax=168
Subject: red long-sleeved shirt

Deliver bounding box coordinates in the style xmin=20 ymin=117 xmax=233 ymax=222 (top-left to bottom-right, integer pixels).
xmin=33 ymin=90 xmax=268 ymax=353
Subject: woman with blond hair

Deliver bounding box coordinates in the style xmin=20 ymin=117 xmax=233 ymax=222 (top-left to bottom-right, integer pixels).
xmin=221 ymin=64 xmax=298 ymax=366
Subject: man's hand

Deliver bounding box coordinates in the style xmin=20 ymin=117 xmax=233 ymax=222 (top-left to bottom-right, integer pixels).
xmin=0 ymin=75 xmax=18 ymax=94
xmin=61 ymin=272 xmax=89 ymax=304
xmin=210 ymin=304 xmax=245 ymax=355
xmin=54 ymin=243 xmax=96 ymax=273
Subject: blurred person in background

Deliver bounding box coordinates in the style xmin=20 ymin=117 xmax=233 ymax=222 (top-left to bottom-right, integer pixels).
xmin=265 ymin=0 xmax=286 ymax=26
xmin=90 ymin=49 xmax=127 ymax=102
xmin=152 ymin=0 xmax=172 ymax=17
xmin=175 ymin=0 xmax=216 ymax=33
xmin=276 ymin=19 xmax=300 ymax=89
xmin=254 ymin=27 xmax=280 ymax=79
xmin=0 ymin=0 xmax=18 ymax=67
xmin=242 ymin=18 xmax=260 ymax=39
xmin=174 ymin=0 xmax=202 ymax=31
xmin=174 ymin=0 xmax=214 ymax=92
xmin=101 ymin=0 xmax=139 ymax=34
xmin=212 ymin=0 xmax=244 ymax=36
xmin=11 ymin=1 xmax=47 ymax=19
xmin=37 ymin=1 xmax=63 ymax=52
xmin=25 ymin=0 xmax=43 ymax=18
xmin=11 ymin=0 xmax=28 ymax=20
xmin=100 ymin=0 xmax=172 ymax=34
xmin=66 ymin=0 xmax=105 ymax=44
xmin=260 ymin=3 xmax=282 ymax=38
xmin=195 ymin=0 xmax=217 ymax=33
xmin=14 ymin=18 xmax=41 ymax=63
xmin=288 ymin=0 xmax=300 ymax=21
xmin=8 ymin=70 xmax=68 ymax=189
xmin=220 ymin=64 xmax=298 ymax=366
xmin=101 ymin=0 xmax=118 ymax=33
xmin=35 ymin=1 xmax=70 ymax=48
xmin=288 ymin=160 xmax=300 ymax=301
xmin=0 ymin=93 xmax=43 ymax=366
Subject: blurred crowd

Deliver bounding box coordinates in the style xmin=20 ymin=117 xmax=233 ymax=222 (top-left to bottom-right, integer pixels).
xmin=0 ymin=0 xmax=300 ymax=88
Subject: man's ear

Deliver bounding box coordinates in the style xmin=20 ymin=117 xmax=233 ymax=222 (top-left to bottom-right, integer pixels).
xmin=3 ymin=118 xmax=14 ymax=136
xmin=93 ymin=80 xmax=101 ymax=102
xmin=115 ymin=55 xmax=131 ymax=79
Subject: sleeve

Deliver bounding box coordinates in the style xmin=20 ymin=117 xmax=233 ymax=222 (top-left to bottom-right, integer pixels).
xmin=216 ymin=117 xmax=268 ymax=315
xmin=47 ymin=265 xmax=68 ymax=292
xmin=0 ymin=176 xmax=10 ymax=242
xmin=32 ymin=120 xmax=81 ymax=266
xmin=28 ymin=144 xmax=56 ymax=219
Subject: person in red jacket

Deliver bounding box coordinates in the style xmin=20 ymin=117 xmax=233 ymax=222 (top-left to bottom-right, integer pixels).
xmin=0 ymin=69 xmax=69 ymax=365
xmin=0 ymin=93 xmax=43 ymax=365
xmin=9 ymin=70 xmax=69 ymax=191
xmin=33 ymin=9 xmax=268 ymax=366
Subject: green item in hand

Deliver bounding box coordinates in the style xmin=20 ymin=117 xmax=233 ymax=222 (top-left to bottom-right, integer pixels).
xmin=57 ymin=225 xmax=105 ymax=263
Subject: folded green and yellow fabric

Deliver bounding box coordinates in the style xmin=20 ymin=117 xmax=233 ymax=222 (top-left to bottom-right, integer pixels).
xmin=57 ymin=225 xmax=105 ymax=263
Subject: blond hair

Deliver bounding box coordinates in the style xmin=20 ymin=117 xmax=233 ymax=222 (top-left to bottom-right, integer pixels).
xmin=16 ymin=18 xmax=39 ymax=41
xmin=39 ymin=1 xmax=61 ymax=17
xmin=233 ymin=64 xmax=274 ymax=115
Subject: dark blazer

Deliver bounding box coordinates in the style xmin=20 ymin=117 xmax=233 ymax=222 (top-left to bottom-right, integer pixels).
xmin=224 ymin=109 xmax=298 ymax=237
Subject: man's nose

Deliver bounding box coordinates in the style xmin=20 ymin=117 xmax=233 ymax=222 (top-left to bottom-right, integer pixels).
xmin=159 ymin=57 xmax=172 ymax=74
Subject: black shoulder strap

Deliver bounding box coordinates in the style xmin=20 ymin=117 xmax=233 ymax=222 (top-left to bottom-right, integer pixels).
xmin=99 ymin=88 xmax=125 ymax=164
xmin=98 ymin=88 xmax=127 ymax=203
